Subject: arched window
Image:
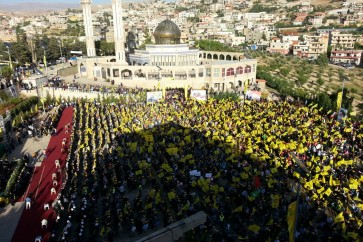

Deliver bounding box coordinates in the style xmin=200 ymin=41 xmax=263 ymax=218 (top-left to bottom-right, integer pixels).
xmin=236 ymin=66 xmax=243 ymax=74
xmin=226 ymin=68 xmax=234 ymax=76
xmin=245 ymin=65 xmax=251 ymax=73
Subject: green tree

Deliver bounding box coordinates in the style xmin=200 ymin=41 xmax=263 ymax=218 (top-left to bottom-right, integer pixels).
xmin=354 ymin=42 xmax=363 ymax=50
xmin=139 ymin=31 xmax=152 ymax=49
xmin=280 ymin=68 xmax=290 ymax=76
xmin=316 ymin=92 xmax=332 ymax=111
xmin=316 ymin=77 xmax=324 ymax=86
xmin=1 ymin=66 xmax=14 ymax=82
xmin=316 ymin=53 xmax=329 ymax=66
xmin=97 ymin=40 xmax=115 ymax=55
xmin=296 ymin=74 xmax=308 ymax=86
xmin=11 ymin=40 xmax=32 ymax=64
xmin=195 ymin=40 xmax=236 ymax=52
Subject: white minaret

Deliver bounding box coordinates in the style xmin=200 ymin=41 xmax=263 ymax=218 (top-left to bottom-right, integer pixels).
xmin=112 ymin=0 xmax=126 ymax=63
xmin=81 ymin=0 xmax=96 ymax=57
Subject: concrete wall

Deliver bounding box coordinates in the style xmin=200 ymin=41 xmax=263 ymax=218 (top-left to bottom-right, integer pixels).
xmin=57 ymin=66 xmax=78 ymax=77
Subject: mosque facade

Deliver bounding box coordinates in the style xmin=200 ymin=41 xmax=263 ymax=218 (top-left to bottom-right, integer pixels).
xmin=78 ymin=0 xmax=257 ymax=92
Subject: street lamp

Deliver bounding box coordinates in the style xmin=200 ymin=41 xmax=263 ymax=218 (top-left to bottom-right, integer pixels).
xmin=3 ymin=43 xmax=13 ymax=70
xmin=40 ymin=42 xmax=48 ymax=77
xmin=57 ymin=38 xmax=65 ymax=70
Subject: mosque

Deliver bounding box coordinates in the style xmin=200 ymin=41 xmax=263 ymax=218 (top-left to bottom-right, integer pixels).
xmin=78 ymin=0 xmax=257 ymax=92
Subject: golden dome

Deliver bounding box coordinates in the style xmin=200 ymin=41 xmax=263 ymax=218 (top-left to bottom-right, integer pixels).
xmin=154 ymin=19 xmax=181 ymax=45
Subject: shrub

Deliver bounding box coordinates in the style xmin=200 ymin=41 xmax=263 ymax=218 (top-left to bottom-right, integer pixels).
xmin=297 ymin=75 xmax=309 ymax=86
xmin=280 ymin=68 xmax=290 ymax=76
xmin=9 ymin=96 xmax=38 ymax=119
xmin=317 ymin=78 xmax=324 ymax=86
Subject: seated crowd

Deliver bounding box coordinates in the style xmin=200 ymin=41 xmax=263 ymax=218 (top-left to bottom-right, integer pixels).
xmin=48 ymin=91 xmax=362 ymax=242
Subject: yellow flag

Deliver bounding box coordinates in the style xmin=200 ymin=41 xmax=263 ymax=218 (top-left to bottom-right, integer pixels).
xmin=287 ymin=201 xmax=297 ymax=242
xmin=248 ymin=224 xmax=260 ymax=233
xmin=334 ymin=212 xmax=344 ymax=223
xmin=271 ymin=194 xmax=279 ymax=208
xmin=167 ymin=192 xmax=176 ymax=200
xmin=234 ymin=206 xmax=243 ymax=212
xmin=337 ymin=92 xmax=343 ymax=110
xmin=244 ymin=80 xmax=248 ymax=93
xmin=162 ymin=86 xmax=166 ymax=99
xmin=43 ymin=54 xmax=47 ymax=69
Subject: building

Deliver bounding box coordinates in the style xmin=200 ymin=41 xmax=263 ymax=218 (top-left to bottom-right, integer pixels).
xmin=293 ymin=13 xmax=308 ymax=26
xmin=311 ymin=12 xmax=325 ymax=27
xmin=330 ymin=49 xmax=363 ymax=66
xmin=293 ymin=42 xmax=309 ymax=58
xmin=304 ymin=32 xmax=329 ymax=59
xmin=77 ymin=0 xmax=257 ymax=93
xmin=329 ymin=30 xmax=357 ymax=49
xmin=267 ymin=38 xmax=291 ymax=55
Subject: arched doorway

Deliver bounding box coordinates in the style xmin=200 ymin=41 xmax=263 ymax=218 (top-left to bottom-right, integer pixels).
xmin=213 ymin=54 xmax=218 ymax=60
xmin=121 ymin=69 xmax=132 ymax=79
xmin=219 ymin=54 xmax=225 ymax=60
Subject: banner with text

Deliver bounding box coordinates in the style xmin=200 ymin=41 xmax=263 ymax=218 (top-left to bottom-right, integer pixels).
xmin=190 ymin=90 xmax=207 ymax=101
xmin=147 ymin=91 xmax=163 ymax=103
xmin=246 ymin=90 xmax=261 ymax=101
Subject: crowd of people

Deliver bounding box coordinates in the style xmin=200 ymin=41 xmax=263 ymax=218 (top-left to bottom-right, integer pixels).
xmin=46 ymin=89 xmax=362 ymax=242
xmin=44 ymin=81 xmax=149 ymax=97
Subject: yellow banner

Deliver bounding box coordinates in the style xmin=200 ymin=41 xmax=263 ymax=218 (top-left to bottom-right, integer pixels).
xmin=287 ymin=201 xmax=297 ymax=242
xmin=337 ymin=92 xmax=342 ymax=110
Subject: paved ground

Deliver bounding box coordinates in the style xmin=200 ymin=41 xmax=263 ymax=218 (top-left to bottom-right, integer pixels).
xmin=0 ymin=202 xmax=25 ymax=242
xmin=0 ymin=116 xmax=52 ymax=242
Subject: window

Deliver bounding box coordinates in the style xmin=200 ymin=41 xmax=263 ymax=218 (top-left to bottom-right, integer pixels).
xmin=245 ymin=65 xmax=251 ymax=73
xmin=213 ymin=68 xmax=220 ymax=77
xmin=222 ymin=68 xmax=225 ymax=77
xmin=206 ymin=68 xmax=211 ymax=77
xmin=236 ymin=66 xmax=243 ymax=74
xmin=226 ymin=68 xmax=234 ymax=76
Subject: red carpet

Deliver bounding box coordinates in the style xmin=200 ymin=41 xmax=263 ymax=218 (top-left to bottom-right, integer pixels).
xmin=11 ymin=107 xmax=73 ymax=242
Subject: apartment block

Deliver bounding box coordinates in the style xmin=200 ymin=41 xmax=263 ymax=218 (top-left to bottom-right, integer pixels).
xmin=304 ymin=33 xmax=329 ymax=59
xmin=330 ymin=50 xmax=363 ymax=66
xmin=329 ymin=31 xmax=357 ymax=49
xmin=267 ymin=38 xmax=291 ymax=55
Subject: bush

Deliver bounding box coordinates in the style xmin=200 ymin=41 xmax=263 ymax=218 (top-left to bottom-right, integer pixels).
xmin=296 ymin=75 xmax=309 ymax=86
xmin=3 ymin=159 xmax=25 ymax=197
xmin=317 ymin=78 xmax=325 ymax=86
xmin=213 ymin=92 xmax=240 ymax=101
xmin=350 ymin=87 xmax=358 ymax=94
xmin=280 ymin=68 xmax=290 ymax=76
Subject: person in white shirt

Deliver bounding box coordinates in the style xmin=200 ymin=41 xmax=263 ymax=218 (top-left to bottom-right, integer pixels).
xmin=35 ymin=235 xmax=42 ymax=242
xmin=25 ymin=197 xmax=31 ymax=209
xmin=41 ymin=219 xmax=48 ymax=228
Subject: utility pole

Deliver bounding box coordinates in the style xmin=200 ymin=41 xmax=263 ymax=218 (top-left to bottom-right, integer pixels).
xmin=58 ymin=38 xmax=65 ymax=70
xmin=4 ymin=43 xmax=12 ymax=70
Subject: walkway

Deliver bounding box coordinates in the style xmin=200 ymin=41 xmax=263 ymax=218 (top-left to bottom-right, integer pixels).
xmin=11 ymin=107 xmax=73 ymax=242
